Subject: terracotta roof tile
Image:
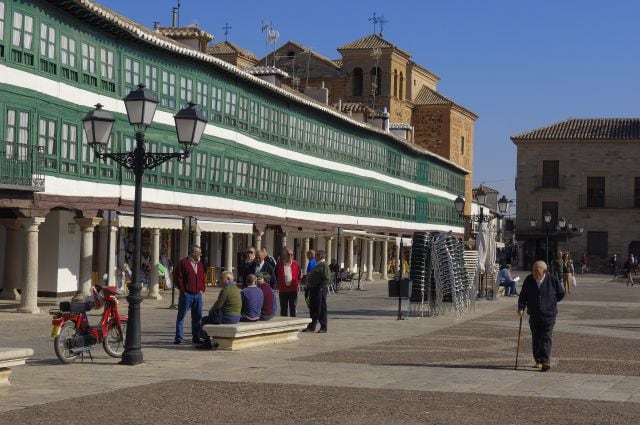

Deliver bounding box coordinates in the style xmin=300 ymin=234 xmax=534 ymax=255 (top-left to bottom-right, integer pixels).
xmin=414 ymin=86 xmax=478 ymax=120
xmin=155 ymin=25 xmax=213 ymax=42
xmin=512 ymin=118 xmax=640 ymax=141
xmin=207 ymin=41 xmax=258 ymax=61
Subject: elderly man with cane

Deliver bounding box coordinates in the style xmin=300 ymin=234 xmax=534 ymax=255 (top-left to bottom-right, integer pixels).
xmin=516 ymin=260 xmax=565 ymax=371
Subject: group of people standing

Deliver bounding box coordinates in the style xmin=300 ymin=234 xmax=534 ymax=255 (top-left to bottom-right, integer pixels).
xmin=552 ymin=252 xmax=575 ymax=295
xmin=172 ymin=245 xmax=332 ymax=349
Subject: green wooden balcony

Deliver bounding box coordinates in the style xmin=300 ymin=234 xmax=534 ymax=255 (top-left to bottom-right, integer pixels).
xmin=0 ymin=145 xmax=45 ymax=191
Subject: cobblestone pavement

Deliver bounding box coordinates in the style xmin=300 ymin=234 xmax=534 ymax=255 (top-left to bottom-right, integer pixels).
xmin=1 ymin=272 xmax=640 ymax=424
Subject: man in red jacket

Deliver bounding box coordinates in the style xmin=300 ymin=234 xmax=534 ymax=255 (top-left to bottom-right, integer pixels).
xmin=174 ymin=245 xmax=206 ymax=344
xmin=277 ymin=247 xmax=301 ymax=317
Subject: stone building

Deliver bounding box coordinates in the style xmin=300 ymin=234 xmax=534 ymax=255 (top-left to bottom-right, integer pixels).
xmin=512 ymin=118 xmax=640 ymax=271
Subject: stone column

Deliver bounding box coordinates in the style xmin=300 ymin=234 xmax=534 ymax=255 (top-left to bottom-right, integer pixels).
xmin=75 ymin=217 xmax=102 ymax=298
xmin=98 ymin=217 xmax=118 ymax=286
xmin=382 ymin=238 xmax=389 ymax=280
xmin=367 ymin=239 xmax=374 ymax=281
xmin=325 ymin=236 xmax=333 ymax=262
xmin=193 ymin=225 xmax=201 ymax=248
xmin=347 ymin=236 xmax=355 ymax=272
xmin=209 ymin=233 xmax=219 ymax=268
xmin=225 ymin=232 xmax=233 ymax=273
xmin=18 ymin=217 xmax=45 ymax=314
xmin=303 ymin=237 xmax=310 ymax=272
xmin=281 ymin=231 xmax=288 ymax=254
xmin=147 ymin=228 xmax=162 ymax=300
xmin=1 ymin=221 xmax=22 ymax=300
xmin=254 ymin=231 xmax=263 ymax=252
xmin=179 ymin=219 xmax=189 ymax=260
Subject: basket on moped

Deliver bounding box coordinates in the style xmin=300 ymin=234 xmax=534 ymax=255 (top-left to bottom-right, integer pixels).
xmin=49 ymin=285 xmax=127 ymax=363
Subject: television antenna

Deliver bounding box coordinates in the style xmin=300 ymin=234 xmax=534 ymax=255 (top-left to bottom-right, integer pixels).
xmin=262 ymin=20 xmax=280 ymax=66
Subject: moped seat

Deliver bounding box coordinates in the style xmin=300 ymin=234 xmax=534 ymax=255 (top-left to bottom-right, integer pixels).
xmin=59 ymin=300 xmax=93 ymax=313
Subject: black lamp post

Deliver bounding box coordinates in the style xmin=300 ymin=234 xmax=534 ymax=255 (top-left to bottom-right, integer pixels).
xmin=530 ymin=210 xmax=552 ymax=265
xmin=82 ymin=84 xmax=207 ymax=365
xmin=454 ymin=191 xmax=511 ymax=299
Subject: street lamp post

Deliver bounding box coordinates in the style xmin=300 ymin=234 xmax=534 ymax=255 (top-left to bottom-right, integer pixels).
xmin=453 ymin=190 xmax=511 ymax=298
xmin=82 ymin=84 xmax=207 ymax=365
xmin=530 ymin=210 xmax=552 ymax=265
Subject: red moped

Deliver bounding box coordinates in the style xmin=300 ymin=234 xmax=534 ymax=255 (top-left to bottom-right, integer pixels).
xmin=49 ymin=285 xmax=127 ymax=363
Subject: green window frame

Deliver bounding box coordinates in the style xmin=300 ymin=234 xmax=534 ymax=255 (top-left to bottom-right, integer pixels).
xmin=194 ymin=151 xmax=207 ymax=191
xmin=142 ymin=141 xmax=159 ymax=185
xmin=249 ymin=99 xmax=259 ymax=132
xmin=5 ymin=108 xmax=30 ymax=160
xmin=144 ymin=64 xmax=158 ymax=93
xmin=124 ymin=57 xmax=141 ymax=93
xmin=60 ymin=122 xmax=78 ymax=174
xmin=38 ymin=117 xmax=57 ymax=170
xmin=159 ymin=145 xmax=174 ymax=186
xmin=39 ymin=22 xmax=56 ymax=75
xmin=238 ymin=95 xmax=248 ymax=129
xmin=224 ymin=91 xmax=237 ymax=126
xmin=122 ymin=135 xmax=135 ymax=181
xmin=222 ymin=157 xmax=235 ymax=194
xmin=100 ymin=47 xmax=115 ymax=92
xmin=208 ymin=154 xmax=221 ymax=192
xmin=259 ymin=104 xmax=269 ymax=138
xmin=196 ymin=81 xmax=208 ymax=118
xmin=179 ymin=76 xmax=193 ymax=108
xmin=60 ymin=34 xmax=77 ymax=81
xmin=81 ymin=42 xmax=97 ymax=86
xmin=259 ymin=166 xmax=269 ymax=200
xmin=177 ymin=152 xmax=192 ymax=188
xmin=81 ymin=130 xmax=97 ymax=177
xmin=161 ymin=70 xmax=176 ymax=109
xmin=235 ymin=160 xmax=248 ymax=196
xmin=248 ymin=163 xmax=258 ymax=198
xmin=211 ymin=86 xmax=223 ymax=122
xmin=0 ymin=1 xmax=4 ymax=57
xmin=11 ymin=10 xmax=34 ymax=65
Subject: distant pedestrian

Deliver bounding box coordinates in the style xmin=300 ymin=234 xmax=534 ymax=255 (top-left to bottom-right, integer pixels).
xmin=580 ymin=253 xmax=589 ymax=275
xmin=302 ymin=250 xmax=331 ymax=333
xmin=277 ymin=247 xmax=301 ymax=317
xmin=623 ymin=255 xmax=635 ymax=287
xmin=518 ymin=261 xmax=565 ymax=372
xmin=610 ymin=254 xmax=618 ymax=278
xmin=562 ymin=253 xmax=574 ymax=295
xmin=306 ymin=249 xmax=317 ymax=274
xmin=174 ymin=245 xmax=206 ymax=345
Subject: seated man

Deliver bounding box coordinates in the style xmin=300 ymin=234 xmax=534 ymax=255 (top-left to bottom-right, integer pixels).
xmin=257 ymin=274 xmax=277 ymax=321
xmin=197 ymin=271 xmax=241 ymax=350
xmin=498 ymin=264 xmax=519 ymax=296
xmin=241 ymin=274 xmax=264 ymax=322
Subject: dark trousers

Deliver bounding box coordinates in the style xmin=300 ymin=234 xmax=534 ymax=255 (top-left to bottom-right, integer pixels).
xmin=199 ymin=309 xmax=240 ymax=340
xmin=529 ymin=316 xmax=555 ymax=364
xmin=279 ymin=291 xmax=298 ymax=317
xmin=307 ymin=287 xmax=328 ymax=331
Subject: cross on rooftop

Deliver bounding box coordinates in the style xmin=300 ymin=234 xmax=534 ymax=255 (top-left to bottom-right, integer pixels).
xmin=222 ymin=22 xmax=232 ymax=41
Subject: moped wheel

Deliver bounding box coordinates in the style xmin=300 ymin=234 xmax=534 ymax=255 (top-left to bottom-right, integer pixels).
xmin=54 ymin=321 xmax=79 ymax=364
xmin=103 ymin=321 xmax=127 ymax=358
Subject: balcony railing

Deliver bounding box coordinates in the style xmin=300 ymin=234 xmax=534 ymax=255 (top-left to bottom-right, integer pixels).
xmin=578 ymin=193 xmax=638 ymax=209
xmin=0 ymin=145 xmax=45 ymax=191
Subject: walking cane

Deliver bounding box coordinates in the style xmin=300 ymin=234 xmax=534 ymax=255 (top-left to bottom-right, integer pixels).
xmin=515 ymin=312 xmax=523 ymax=370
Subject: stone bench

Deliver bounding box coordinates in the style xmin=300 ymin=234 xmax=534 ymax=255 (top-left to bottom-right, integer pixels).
xmin=0 ymin=348 xmax=34 ymax=386
xmin=203 ymin=317 xmax=312 ymax=351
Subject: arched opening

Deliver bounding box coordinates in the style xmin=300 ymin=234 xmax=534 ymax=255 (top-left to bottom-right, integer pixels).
xmin=352 ymin=67 xmax=363 ymax=96
xmin=393 ymin=70 xmax=398 ymax=98
xmin=399 ymin=72 xmax=404 ymax=100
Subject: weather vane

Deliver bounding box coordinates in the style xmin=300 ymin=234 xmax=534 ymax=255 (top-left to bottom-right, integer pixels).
xmin=368 ymin=12 xmax=388 ymax=37
xmin=222 ymin=22 xmax=232 ymax=41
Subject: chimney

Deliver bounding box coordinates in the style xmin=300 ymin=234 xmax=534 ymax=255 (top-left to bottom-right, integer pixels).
xmin=369 ymin=107 xmax=390 ymax=131
xmin=245 ymin=66 xmax=289 ymax=87
xmin=155 ymin=25 xmax=214 ymax=53
xmin=304 ymin=81 xmax=329 ymax=104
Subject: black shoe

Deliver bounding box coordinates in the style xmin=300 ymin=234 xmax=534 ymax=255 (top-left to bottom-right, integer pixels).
xmin=195 ymin=341 xmax=213 ymax=350
xmin=317 ymin=329 xmax=327 ymax=333
xmin=174 ymin=337 xmax=184 ymax=345
xmin=192 ymin=337 xmax=204 ymax=344
xmin=302 ymin=328 xmax=316 ymax=333
xmin=541 ymin=363 xmax=551 ymax=372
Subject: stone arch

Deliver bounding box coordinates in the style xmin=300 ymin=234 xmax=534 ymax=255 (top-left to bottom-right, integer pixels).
xmin=352 ymin=67 xmax=363 ymax=97
xmin=393 ymin=69 xmax=398 ymax=98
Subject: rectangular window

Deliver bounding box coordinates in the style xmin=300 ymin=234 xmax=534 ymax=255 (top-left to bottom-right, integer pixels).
xmin=40 ymin=23 xmax=56 ymax=60
xmin=0 ymin=1 xmax=4 ymax=43
xmin=224 ymin=91 xmax=237 ymax=125
xmin=238 ymin=95 xmax=248 ymax=129
xmin=248 ymin=163 xmax=258 ymax=198
xmin=144 ymin=64 xmax=158 ymax=92
xmin=236 ymin=160 xmax=248 ymax=196
xmin=460 ymin=136 xmax=465 ymax=155
xmin=159 ymin=145 xmax=174 ymax=186
xmin=177 ymin=154 xmax=192 ymax=188
xmin=587 ymin=231 xmax=608 ymax=257
xmin=124 ymin=57 xmax=141 ymax=93
xmin=81 ymin=42 xmax=97 ymax=86
xmin=60 ymin=34 xmax=77 ymax=81
xmin=542 ymin=160 xmax=559 ymax=188
xmin=196 ymin=81 xmax=208 ymax=117
xmin=12 ymin=11 xmax=33 ymax=49
xmin=635 ymin=177 xmax=640 ymax=208
xmin=260 ymin=105 xmax=269 ymax=137
xmin=195 ymin=152 xmax=207 ymax=191
xmin=81 ymin=131 xmax=97 ymax=176
xmin=5 ymin=109 xmax=29 ymax=160
xmin=222 ymin=157 xmax=235 ymax=193
xmin=211 ymin=86 xmax=223 ymax=121
xmin=179 ymin=76 xmax=193 ymax=108
xmin=100 ymin=48 xmax=115 ymax=92
xmin=209 ymin=154 xmax=221 ymax=192
xmin=587 ymin=176 xmax=605 ymax=208
xmin=161 ymin=70 xmax=176 ymax=109
xmin=38 ymin=117 xmax=57 ymax=170
xmin=61 ymin=123 xmax=78 ymax=173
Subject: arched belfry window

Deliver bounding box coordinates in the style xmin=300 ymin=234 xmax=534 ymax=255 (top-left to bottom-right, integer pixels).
xmin=371 ymin=67 xmax=382 ymax=96
xmin=352 ymin=67 xmax=363 ymax=96
xmin=399 ymin=72 xmax=404 ymax=100
xmin=393 ymin=70 xmax=398 ymax=97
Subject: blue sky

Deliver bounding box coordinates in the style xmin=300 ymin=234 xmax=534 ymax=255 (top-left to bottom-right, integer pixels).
xmin=97 ymin=0 xmax=640 ymax=203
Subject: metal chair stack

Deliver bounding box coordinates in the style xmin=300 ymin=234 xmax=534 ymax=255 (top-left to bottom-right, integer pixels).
xmin=409 ymin=232 xmax=432 ymax=316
